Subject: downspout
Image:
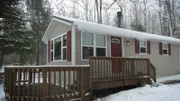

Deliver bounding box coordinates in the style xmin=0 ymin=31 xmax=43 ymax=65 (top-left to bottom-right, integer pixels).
xmin=71 ymin=23 xmax=76 ymax=65
xmin=117 ymin=11 xmax=125 ymax=57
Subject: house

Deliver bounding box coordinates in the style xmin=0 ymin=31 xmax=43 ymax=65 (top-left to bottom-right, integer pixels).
xmin=42 ymin=15 xmax=180 ymax=78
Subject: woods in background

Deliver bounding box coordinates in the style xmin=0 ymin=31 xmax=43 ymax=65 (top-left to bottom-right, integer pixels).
xmin=0 ymin=0 xmax=52 ymax=67
xmin=0 ymin=0 xmax=180 ymax=67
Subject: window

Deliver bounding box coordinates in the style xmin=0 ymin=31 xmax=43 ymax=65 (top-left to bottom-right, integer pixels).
xmin=96 ymin=35 xmax=106 ymax=56
xmin=54 ymin=37 xmax=61 ymax=60
xmin=140 ymin=40 xmax=147 ymax=53
xmin=82 ymin=32 xmax=94 ymax=45
xmin=96 ymin=48 xmax=106 ymax=56
xmin=62 ymin=35 xmax=67 ymax=60
xmin=83 ymin=47 xmax=94 ymax=59
xmin=50 ymin=33 xmax=67 ymax=61
xmin=82 ymin=32 xmax=94 ymax=59
xmin=82 ymin=32 xmax=106 ymax=59
xmin=96 ymin=34 xmax=105 ymax=47
xmin=50 ymin=40 xmax=53 ymax=61
xmin=162 ymin=43 xmax=168 ymax=55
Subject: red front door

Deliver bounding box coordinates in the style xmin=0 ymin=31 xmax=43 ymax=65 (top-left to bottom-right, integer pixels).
xmin=111 ymin=36 xmax=122 ymax=57
xmin=111 ymin=36 xmax=122 ymax=73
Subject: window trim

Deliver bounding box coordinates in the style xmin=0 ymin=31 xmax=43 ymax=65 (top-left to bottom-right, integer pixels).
xmin=81 ymin=31 xmax=107 ymax=61
xmin=62 ymin=34 xmax=67 ymax=60
xmin=50 ymin=33 xmax=67 ymax=62
xmin=162 ymin=42 xmax=168 ymax=55
xmin=139 ymin=40 xmax=147 ymax=54
xmin=50 ymin=40 xmax=54 ymax=61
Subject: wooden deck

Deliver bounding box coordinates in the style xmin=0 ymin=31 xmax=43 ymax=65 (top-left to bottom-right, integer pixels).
xmin=4 ymin=57 xmax=156 ymax=101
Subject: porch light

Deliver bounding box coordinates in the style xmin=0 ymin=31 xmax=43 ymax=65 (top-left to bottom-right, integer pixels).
xmin=126 ymin=40 xmax=130 ymax=46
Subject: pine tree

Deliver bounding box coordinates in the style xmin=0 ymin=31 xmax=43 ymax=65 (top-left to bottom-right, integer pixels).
xmin=131 ymin=23 xmax=146 ymax=32
xmin=26 ymin=0 xmax=52 ymax=65
xmin=0 ymin=0 xmax=33 ymax=67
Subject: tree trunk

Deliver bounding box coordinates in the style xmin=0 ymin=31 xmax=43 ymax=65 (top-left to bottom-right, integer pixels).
xmin=99 ymin=0 xmax=102 ymax=24
xmin=36 ymin=41 xmax=40 ymax=65
xmin=95 ymin=0 xmax=100 ymax=23
xmin=158 ymin=0 xmax=162 ymax=35
xmin=19 ymin=53 xmax=23 ymax=65
xmin=0 ymin=55 xmax=5 ymax=70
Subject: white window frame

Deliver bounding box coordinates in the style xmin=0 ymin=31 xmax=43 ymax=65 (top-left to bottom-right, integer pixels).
xmin=81 ymin=31 xmax=107 ymax=61
xmin=50 ymin=33 xmax=67 ymax=62
xmin=50 ymin=40 xmax=54 ymax=61
xmin=162 ymin=42 xmax=168 ymax=55
xmin=62 ymin=34 xmax=67 ymax=60
xmin=139 ymin=40 xmax=147 ymax=54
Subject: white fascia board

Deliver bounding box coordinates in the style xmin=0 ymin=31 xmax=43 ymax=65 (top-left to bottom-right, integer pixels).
xmin=53 ymin=17 xmax=72 ymax=26
xmin=42 ymin=19 xmax=55 ymax=44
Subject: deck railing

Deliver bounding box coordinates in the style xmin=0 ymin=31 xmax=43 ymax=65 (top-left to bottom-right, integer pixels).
xmin=4 ymin=66 xmax=91 ymax=101
xmin=89 ymin=57 xmax=156 ymax=83
xmin=4 ymin=57 xmax=157 ymax=101
xmin=149 ymin=63 xmax=157 ymax=82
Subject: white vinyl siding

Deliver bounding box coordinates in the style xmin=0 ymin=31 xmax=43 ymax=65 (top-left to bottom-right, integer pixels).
xmin=125 ymin=38 xmax=179 ymax=77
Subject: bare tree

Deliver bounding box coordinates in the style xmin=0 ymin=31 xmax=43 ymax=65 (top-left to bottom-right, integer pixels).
xmin=159 ymin=0 xmax=178 ymax=37
xmin=74 ymin=0 xmax=93 ymax=21
xmin=51 ymin=0 xmax=180 ymax=38
xmin=54 ymin=0 xmax=66 ymax=16
xmin=158 ymin=0 xmax=163 ymax=35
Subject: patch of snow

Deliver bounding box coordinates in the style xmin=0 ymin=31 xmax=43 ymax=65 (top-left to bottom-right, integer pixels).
xmin=96 ymin=84 xmax=180 ymax=101
xmin=157 ymin=74 xmax=180 ymax=83
xmin=96 ymin=74 xmax=180 ymax=101
xmin=85 ymin=92 xmax=90 ymax=96
xmin=0 ymin=85 xmax=6 ymax=101
xmin=0 ymin=66 xmax=4 ymax=73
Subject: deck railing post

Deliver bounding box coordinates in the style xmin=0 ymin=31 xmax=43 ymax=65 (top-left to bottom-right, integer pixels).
xmin=147 ymin=59 xmax=150 ymax=77
xmin=131 ymin=59 xmax=135 ymax=77
xmin=153 ymin=66 xmax=157 ymax=82
xmin=80 ymin=68 xmax=85 ymax=101
xmin=147 ymin=59 xmax=152 ymax=84
xmin=123 ymin=58 xmax=126 ymax=85
xmin=150 ymin=63 xmax=157 ymax=82
xmin=42 ymin=68 xmax=47 ymax=101
xmin=88 ymin=67 xmax=92 ymax=101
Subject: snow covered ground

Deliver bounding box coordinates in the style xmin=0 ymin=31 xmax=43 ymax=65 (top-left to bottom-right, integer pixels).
xmin=0 ymin=74 xmax=180 ymax=101
xmin=96 ymin=74 xmax=180 ymax=101
xmin=0 ymin=85 xmax=6 ymax=101
xmin=157 ymin=74 xmax=180 ymax=83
